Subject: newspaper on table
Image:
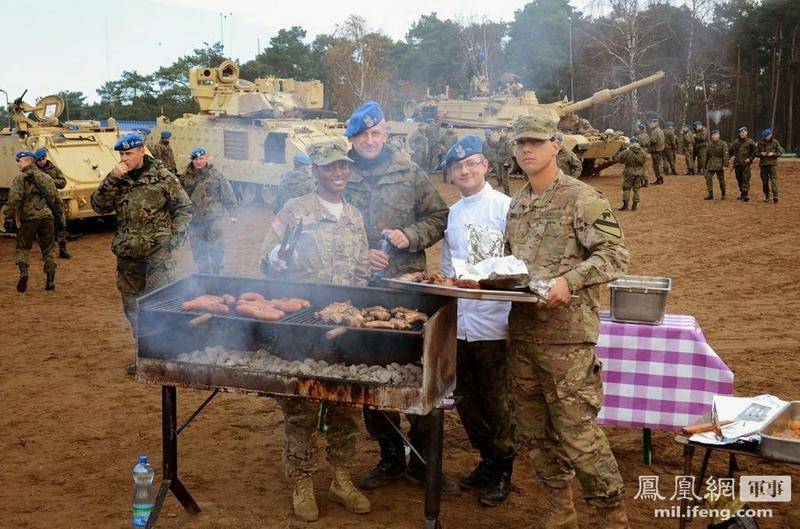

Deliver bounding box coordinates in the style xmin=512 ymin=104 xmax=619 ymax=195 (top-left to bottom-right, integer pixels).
xmin=689 ymin=394 xmax=787 ymax=446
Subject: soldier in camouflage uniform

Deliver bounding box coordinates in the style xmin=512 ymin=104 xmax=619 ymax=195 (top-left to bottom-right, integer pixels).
xmin=681 ymin=125 xmax=695 ymax=175
xmin=704 ymin=130 xmax=729 ymax=200
xmin=556 ymin=135 xmax=583 ymax=179
xmin=34 ymin=147 xmax=71 ymax=259
xmin=440 ymin=125 xmax=459 ymax=183
xmin=341 ymin=101 xmax=455 ymax=494
xmin=260 ymin=138 xmax=371 ymax=522
xmin=756 ymin=128 xmax=785 ymax=203
xmin=180 ymin=148 xmax=237 ymax=274
xmin=4 ymin=151 xmax=63 ymax=292
xmin=424 ymin=121 xmax=443 ymax=171
xmin=662 ymin=121 xmax=679 ymax=175
xmin=151 ymin=131 xmax=177 ymax=173
xmin=614 ymin=137 xmax=647 ymax=211
xmin=634 ymin=123 xmax=650 ymax=188
xmin=409 ymin=128 xmax=428 ymax=169
xmin=505 ymin=114 xmax=631 ymax=529
xmin=692 ymin=121 xmax=708 ymax=174
xmin=647 ymin=118 xmax=666 ymax=185
xmin=273 ymin=154 xmax=314 ymax=214
xmin=483 ymin=129 xmax=497 ymax=177
xmin=494 ymin=128 xmax=512 ymax=195
xmin=91 ymin=133 xmax=191 ymax=334
xmin=728 ymin=126 xmax=758 ymax=201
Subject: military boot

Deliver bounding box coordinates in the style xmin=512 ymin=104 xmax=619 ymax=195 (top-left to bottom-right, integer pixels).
xmin=460 ymin=458 xmax=494 ymax=490
xmin=292 ymin=476 xmax=319 ymax=522
xmin=743 ymin=193 xmax=750 ymax=202
xmin=58 ymin=241 xmax=71 ymax=259
xmin=329 ymin=467 xmax=371 ymax=514
xmin=406 ymin=459 xmax=461 ymax=495
xmin=479 ymin=456 xmax=513 ymax=507
xmin=360 ymin=438 xmax=406 ymax=490
xmin=543 ymin=485 xmax=579 ymax=529
xmin=16 ymin=264 xmax=29 ymax=293
xmin=631 ymin=201 xmax=638 ymax=211
xmin=618 ymin=201 xmax=628 ymax=211
xmin=704 ymin=192 xmax=713 ymax=200
xmin=596 ymin=502 xmax=630 ymax=529
xmin=655 ymin=177 xmax=664 ymax=185
xmin=45 ymin=272 xmax=56 ymax=291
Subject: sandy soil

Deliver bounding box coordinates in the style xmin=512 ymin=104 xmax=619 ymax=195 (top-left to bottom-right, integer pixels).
xmin=2 ymin=159 xmax=799 ymax=528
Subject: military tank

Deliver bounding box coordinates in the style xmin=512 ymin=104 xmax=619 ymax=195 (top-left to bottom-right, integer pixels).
xmin=154 ymin=60 xmax=346 ymax=203
xmin=393 ymin=71 xmax=665 ymax=176
xmin=0 ymin=91 xmax=123 ymax=231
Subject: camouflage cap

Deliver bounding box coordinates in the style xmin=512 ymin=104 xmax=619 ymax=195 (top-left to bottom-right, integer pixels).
xmin=509 ymin=114 xmax=559 ymax=143
xmin=307 ymin=139 xmax=353 ymax=166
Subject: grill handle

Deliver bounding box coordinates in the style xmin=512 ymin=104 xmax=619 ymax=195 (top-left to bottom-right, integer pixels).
xmin=188 ymin=313 xmax=213 ymax=328
xmin=325 ymin=326 xmax=348 ymax=340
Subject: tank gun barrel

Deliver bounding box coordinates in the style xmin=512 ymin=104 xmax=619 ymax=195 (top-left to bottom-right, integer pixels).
xmin=558 ymin=71 xmax=665 ymax=117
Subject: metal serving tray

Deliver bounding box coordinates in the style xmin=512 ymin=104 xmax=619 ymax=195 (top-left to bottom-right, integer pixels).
xmin=381 ymin=278 xmax=544 ymax=304
xmin=608 ymin=276 xmax=672 ymax=324
xmin=760 ymin=401 xmax=800 ymax=463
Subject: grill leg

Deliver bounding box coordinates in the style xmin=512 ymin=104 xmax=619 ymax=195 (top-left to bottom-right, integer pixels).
xmin=423 ymin=407 xmax=443 ymax=529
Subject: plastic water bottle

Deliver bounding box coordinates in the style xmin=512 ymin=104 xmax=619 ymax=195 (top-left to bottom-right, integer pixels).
xmin=132 ymin=456 xmax=155 ymax=526
xmin=371 ymin=233 xmax=391 ymax=281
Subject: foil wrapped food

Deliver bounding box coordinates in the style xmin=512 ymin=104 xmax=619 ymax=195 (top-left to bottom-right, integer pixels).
xmin=466 ymin=223 xmax=504 ymax=264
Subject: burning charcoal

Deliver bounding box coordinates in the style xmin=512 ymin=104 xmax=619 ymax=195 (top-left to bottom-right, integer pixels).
xmin=377 ymin=370 xmax=392 ymax=383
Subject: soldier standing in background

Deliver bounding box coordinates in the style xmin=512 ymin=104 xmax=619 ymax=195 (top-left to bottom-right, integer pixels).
xmin=442 ymin=124 xmax=458 ymax=152
xmin=615 ymin=137 xmax=647 ymax=211
xmin=151 ymin=131 xmax=177 ymax=173
xmin=704 ymin=130 xmax=729 ymax=200
xmin=273 ymin=154 xmax=314 ymax=214
xmin=409 ymin=127 xmax=428 ymax=169
xmin=662 ymin=121 xmax=679 ymax=175
xmin=424 ymin=121 xmax=443 ymax=171
xmin=692 ymin=121 xmax=708 ymax=175
xmin=756 ymin=128 xmax=785 ymax=203
xmin=681 ymin=125 xmax=695 ymax=175
xmin=494 ymin=128 xmax=511 ymax=195
xmin=180 ymin=148 xmax=237 ymax=275
xmin=4 ymin=151 xmax=63 ymax=292
xmin=635 ymin=122 xmax=650 ymax=188
xmin=556 ymin=135 xmax=583 ymax=179
xmin=647 ymin=117 xmax=665 ymax=185
xmin=505 ymin=114 xmax=630 ymax=528
xmin=728 ymin=126 xmax=758 ymax=202
xmin=483 ymin=128 xmax=497 ymax=178
xmin=34 ymin=147 xmax=71 ymax=259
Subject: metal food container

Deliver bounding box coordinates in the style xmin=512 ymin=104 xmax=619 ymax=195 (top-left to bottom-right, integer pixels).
xmin=760 ymin=401 xmax=800 ymax=463
xmin=608 ymin=276 xmax=671 ymax=325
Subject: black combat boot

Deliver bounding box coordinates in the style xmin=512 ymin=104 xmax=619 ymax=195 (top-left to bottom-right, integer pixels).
xmin=631 ymin=201 xmax=638 ymax=211
xmin=360 ymin=438 xmax=406 ymax=490
xmin=58 ymin=241 xmax=71 ymax=259
xmin=774 ymin=197 xmax=779 ymax=204
xmin=460 ymin=458 xmax=495 ymax=490
xmin=655 ymin=177 xmax=664 ymax=185
xmin=704 ymin=192 xmax=713 ymax=200
xmin=45 ymin=272 xmax=56 ymax=291
xmin=479 ymin=456 xmax=514 ymax=507
xmin=743 ymin=194 xmax=750 ymax=202
xmin=16 ymin=264 xmax=29 ymax=293
xmin=618 ymin=201 xmax=628 ymax=211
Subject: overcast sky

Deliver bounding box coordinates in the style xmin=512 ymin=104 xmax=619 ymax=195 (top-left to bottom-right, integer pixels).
xmin=2 ymin=0 xmax=590 ymax=105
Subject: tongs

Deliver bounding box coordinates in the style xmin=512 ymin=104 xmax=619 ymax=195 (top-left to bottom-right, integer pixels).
xmin=278 ymin=219 xmax=303 ymax=268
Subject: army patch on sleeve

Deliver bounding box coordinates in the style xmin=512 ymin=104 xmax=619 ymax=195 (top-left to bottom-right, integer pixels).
xmin=593 ymin=210 xmax=622 ymax=239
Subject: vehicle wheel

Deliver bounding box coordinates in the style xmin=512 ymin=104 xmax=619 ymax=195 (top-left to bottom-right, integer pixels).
xmin=238 ymin=183 xmax=259 ymax=203
xmin=260 ymin=185 xmax=276 ymax=207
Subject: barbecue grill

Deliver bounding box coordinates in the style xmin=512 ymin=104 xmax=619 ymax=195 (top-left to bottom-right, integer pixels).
xmin=135 ymin=273 xmax=457 ymax=529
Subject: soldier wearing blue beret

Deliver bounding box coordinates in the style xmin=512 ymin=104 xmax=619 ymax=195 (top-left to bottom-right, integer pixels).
xmin=662 ymin=120 xmax=679 ymax=175
xmin=756 ymin=128 xmax=785 ymax=203
xmin=33 ymin=147 xmax=71 ymax=258
xmin=152 ymin=130 xmax=177 ymax=173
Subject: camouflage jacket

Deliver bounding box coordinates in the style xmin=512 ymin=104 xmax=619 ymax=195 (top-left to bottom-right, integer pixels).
xmin=557 ymin=148 xmax=583 ymax=178
xmin=636 ymin=131 xmax=651 ymax=150
xmin=756 ymin=138 xmax=785 ymax=167
xmin=664 ymin=129 xmax=679 ymax=151
xmin=151 ymin=141 xmax=177 ymax=173
xmin=38 ymin=160 xmax=67 ymax=189
xmin=345 ymin=144 xmax=448 ymax=277
xmin=180 ymin=163 xmax=237 ymax=222
xmin=705 ymin=140 xmax=729 ymax=170
xmin=260 ymin=193 xmax=370 ymax=286
xmin=495 ymin=137 xmax=512 ymax=164
xmin=681 ymin=130 xmax=695 ymax=151
xmin=483 ymin=136 xmax=497 ymax=160
xmin=728 ymin=137 xmax=758 ymax=166
xmin=615 ymin=145 xmax=647 ymax=177
xmin=409 ymin=130 xmax=428 ymax=154
xmin=91 ymin=155 xmax=191 ymax=259
xmin=441 ymin=131 xmax=458 ymax=152
xmin=273 ymin=169 xmax=316 ymax=214
xmin=648 ymin=127 xmax=665 ymax=152
xmin=505 ymin=171 xmax=629 ymax=344
xmin=693 ymin=129 xmax=708 ymax=149
xmin=5 ymin=165 xmax=63 ymax=222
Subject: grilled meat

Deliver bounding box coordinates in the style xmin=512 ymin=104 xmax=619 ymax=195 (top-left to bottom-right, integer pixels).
xmin=315 ymin=301 xmax=366 ymax=327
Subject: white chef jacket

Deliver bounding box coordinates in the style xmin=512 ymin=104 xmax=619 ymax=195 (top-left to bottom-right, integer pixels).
xmin=441 ymin=182 xmax=511 ymax=342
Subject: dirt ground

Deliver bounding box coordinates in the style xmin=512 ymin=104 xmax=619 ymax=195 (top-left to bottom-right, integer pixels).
xmin=2 ymin=159 xmax=799 ymax=529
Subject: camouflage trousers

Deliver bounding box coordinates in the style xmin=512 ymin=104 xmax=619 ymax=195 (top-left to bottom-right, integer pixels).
xmin=16 ymin=217 xmax=56 ymax=274
xmin=622 ymin=175 xmax=645 ymax=205
xmin=683 ymin=149 xmax=694 ymax=173
xmin=650 ymin=151 xmax=664 ymax=182
xmin=760 ymin=166 xmax=779 ymax=199
xmin=116 ymin=247 xmax=175 ymax=330
xmin=189 ymin=219 xmax=225 ymax=274
xmin=694 ymin=145 xmax=707 ymax=173
xmin=494 ymin=160 xmax=510 ymax=195
xmin=455 ymin=339 xmax=516 ymax=461
xmin=705 ymin=170 xmax=726 ymax=196
xmin=509 ymin=340 xmax=625 ymax=508
xmin=277 ymin=397 xmax=359 ymax=478
xmin=411 ymin=150 xmax=427 ymax=170
xmin=734 ymin=165 xmax=752 ymax=196
xmin=662 ymin=149 xmax=677 ymax=174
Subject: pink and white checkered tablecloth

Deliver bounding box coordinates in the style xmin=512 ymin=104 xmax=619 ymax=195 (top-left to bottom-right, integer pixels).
xmin=596 ymin=312 xmax=734 ymax=431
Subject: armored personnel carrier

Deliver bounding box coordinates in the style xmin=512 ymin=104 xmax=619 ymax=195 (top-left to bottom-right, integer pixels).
xmin=154 ymin=60 xmax=345 ymax=203
xmin=0 ymin=91 xmax=122 ymax=230
xmin=394 ymin=71 xmax=665 ymax=176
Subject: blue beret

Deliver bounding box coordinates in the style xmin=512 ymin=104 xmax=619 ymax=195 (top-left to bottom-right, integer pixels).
xmin=649 ymin=117 xmax=659 ymax=123
xmin=293 ymin=154 xmax=311 ymax=166
xmin=34 ymin=147 xmax=48 ymax=160
xmin=441 ymin=134 xmax=483 ymax=169
xmin=190 ymin=147 xmax=207 ymax=160
xmin=15 ymin=150 xmax=36 ymax=161
xmin=484 ymin=128 xmax=492 ymax=135
xmin=114 ymin=133 xmax=145 ymax=151
xmin=711 ymin=129 xmax=720 ymax=135
xmin=160 ymin=130 xmax=172 ymax=139
xmin=135 ymin=127 xmax=151 ymax=136
xmin=762 ymin=128 xmax=772 ymax=137
xmin=635 ymin=122 xmax=645 ymax=130
xmin=738 ymin=126 xmax=748 ymax=132
xmin=629 ymin=136 xmax=639 ymax=143
xmin=665 ymin=120 xmax=674 ymax=126
xmin=692 ymin=120 xmax=702 ymax=126
xmin=345 ymin=101 xmax=385 ymax=138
